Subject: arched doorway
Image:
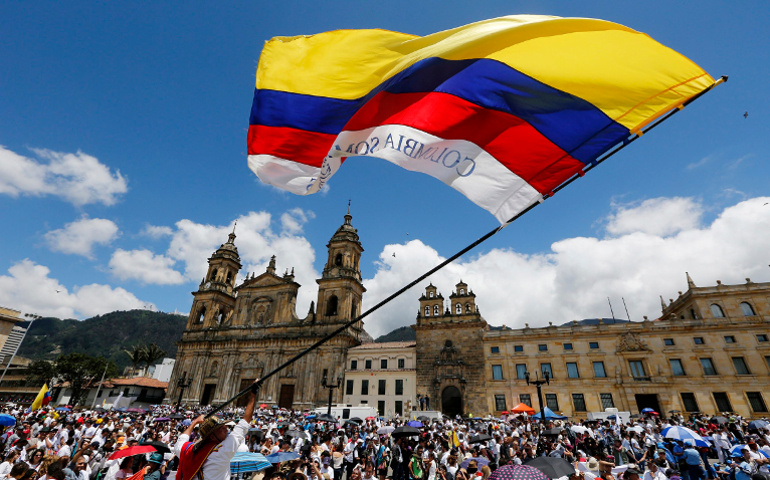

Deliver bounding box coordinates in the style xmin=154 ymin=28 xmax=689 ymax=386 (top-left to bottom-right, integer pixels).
xmin=442 ymin=386 xmax=463 ymax=417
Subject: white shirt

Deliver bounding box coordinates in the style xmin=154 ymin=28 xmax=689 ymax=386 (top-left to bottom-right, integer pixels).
xmin=643 ymin=470 xmax=668 ymax=480
xmin=174 ymin=419 xmax=249 ymax=480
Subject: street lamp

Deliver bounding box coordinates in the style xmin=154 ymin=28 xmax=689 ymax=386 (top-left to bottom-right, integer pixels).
xmin=176 ymin=371 xmax=192 ymax=412
xmin=321 ymin=372 xmax=343 ymax=415
xmin=524 ymin=369 xmax=550 ymax=422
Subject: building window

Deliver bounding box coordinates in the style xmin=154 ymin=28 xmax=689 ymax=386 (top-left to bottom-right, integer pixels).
xmin=589 ymin=342 xmax=599 ymax=349
xmin=593 ymin=361 xmax=607 ymax=378
xmin=741 ymin=302 xmax=756 ymax=316
xmin=545 ymin=393 xmax=559 ymax=411
xmin=538 ymin=344 xmax=548 ymax=352
xmin=492 ymin=365 xmax=504 ymax=380
xmin=700 ymin=358 xmax=717 ymax=376
xmin=491 ymin=346 xmax=500 ymax=354
xmin=514 ymin=345 xmax=523 ymax=352
xmin=429 ymin=291 xmax=434 ymax=298
xmin=664 ymin=338 xmax=675 ymax=346
xmin=361 ymin=380 xmax=369 ymax=396
xmin=757 ymin=334 xmax=768 ymax=343
xmin=345 ymin=379 xmax=354 ymax=395
xmin=395 ymin=379 xmax=404 ymax=395
xmin=747 ymin=392 xmax=768 ymax=412
xmin=694 ymin=337 xmax=705 ymax=345
xmin=520 ymin=394 xmax=532 ymax=407
xmin=732 ymin=357 xmax=751 ymax=375
xmin=713 ymin=392 xmax=733 ymax=412
xmin=326 ymin=295 xmax=338 ymax=316
xmin=681 ymin=392 xmax=699 ymax=412
xmin=395 ymin=400 xmax=403 ymax=416
xmin=566 ymin=362 xmax=580 ymax=378
xmin=724 ymin=335 xmax=736 ymax=344
xmin=424 ymin=306 xmax=430 ymax=316
xmin=365 ymin=359 xmax=372 ymax=370
xmin=381 ymin=359 xmax=388 ymax=369
xmin=494 ymin=394 xmax=507 ymax=412
xmin=541 ymin=363 xmax=553 ymax=378
xmin=670 ymin=359 xmax=686 ymax=376
xmin=710 ymin=304 xmax=725 ymax=318
xmin=351 ymin=360 xmax=357 ymax=370
xmin=516 ymin=364 xmax=527 ymax=380
xmin=433 ymin=305 xmax=440 ymax=315
xmin=455 ymin=304 xmax=461 ymax=314
xmin=398 ymin=358 xmax=405 ymax=369
xmin=629 ymin=360 xmax=648 ymax=379
xmin=572 ymin=393 xmax=587 ymax=412
xmin=378 ymin=379 xmax=386 ymax=395
xmin=377 ymin=400 xmax=385 ymax=416
xmin=600 ymin=393 xmax=615 ymax=409
xmin=564 ymin=343 xmax=573 ymax=351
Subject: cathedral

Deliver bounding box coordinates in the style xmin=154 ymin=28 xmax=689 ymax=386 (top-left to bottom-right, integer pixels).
xmin=167 ymin=211 xmax=368 ymax=409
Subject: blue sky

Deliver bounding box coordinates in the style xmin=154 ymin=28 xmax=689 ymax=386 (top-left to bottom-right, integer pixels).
xmin=1 ymin=1 xmax=768 ymax=337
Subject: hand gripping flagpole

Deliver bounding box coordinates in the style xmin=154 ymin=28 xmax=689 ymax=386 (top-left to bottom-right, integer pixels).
xmin=207 ymin=76 xmax=726 ymax=418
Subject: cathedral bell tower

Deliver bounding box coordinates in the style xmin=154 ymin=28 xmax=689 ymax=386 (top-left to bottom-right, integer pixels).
xmin=187 ymin=229 xmax=241 ymax=329
xmin=316 ymin=208 xmax=365 ymax=325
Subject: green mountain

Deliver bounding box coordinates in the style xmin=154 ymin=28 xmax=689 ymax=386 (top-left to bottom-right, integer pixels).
xmin=17 ymin=310 xmax=187 ymax=370
xmin=374 ymin=325 xmax=416 ymax=343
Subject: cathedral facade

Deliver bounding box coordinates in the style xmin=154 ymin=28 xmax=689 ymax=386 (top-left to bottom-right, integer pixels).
xmin=167 ymin=212 xmax=367 ymax=410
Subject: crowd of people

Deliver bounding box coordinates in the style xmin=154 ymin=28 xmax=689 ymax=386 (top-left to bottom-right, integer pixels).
xmin=0 ymin=399 xmax=768 ymax=480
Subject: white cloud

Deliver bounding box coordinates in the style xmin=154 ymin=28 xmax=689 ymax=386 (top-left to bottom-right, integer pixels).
xmin=0 ymin=145 xmax=127 ymax=206
xmin=0 ymin=259 xmax=153 ymax=319
xmin=360 ymin=196 xmax=770 ymax=338
xmin=605 ymin=197 xmax=703 ymax=236
xmin=141 ymin=225 xmax=174 ymax=238
xmin=44 ymin=217 xmax=119 ymax=259
xmin=281 ymin=208 xmax=315 ymax=234
xmin=109 ymin=249 xmax=186 ymax=285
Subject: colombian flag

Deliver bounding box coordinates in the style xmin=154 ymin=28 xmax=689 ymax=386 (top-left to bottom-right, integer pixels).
xmin=29 ymin=384 xmax=50 ymax=411
xmin=248 ymin=15 xmax=714 ymax=223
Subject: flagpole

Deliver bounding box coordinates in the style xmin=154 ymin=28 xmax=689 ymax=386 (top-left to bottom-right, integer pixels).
xmin=206 ymin=76 xmax=726 ymax=418
xmin=91 ymin=361 xmax=109 ymax=409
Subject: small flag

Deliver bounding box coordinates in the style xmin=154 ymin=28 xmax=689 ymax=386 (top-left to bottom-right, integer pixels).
xmin=29 ymin=383 xmax=49 ymax=411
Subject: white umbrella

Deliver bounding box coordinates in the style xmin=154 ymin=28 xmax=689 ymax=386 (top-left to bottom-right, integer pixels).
xmin=377 ymin=425 xmax=395 ymax=435
xmin=571 ymin=425 xmax=593 ymax=436
xmin=627 ymin=425 xmax=645 ymax=434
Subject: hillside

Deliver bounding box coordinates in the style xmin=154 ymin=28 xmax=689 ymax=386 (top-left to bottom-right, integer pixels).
xmin=17 ymin=310 xmax=187 ymax=370
xmin=374 ymin=325 xmax=416 ymax=343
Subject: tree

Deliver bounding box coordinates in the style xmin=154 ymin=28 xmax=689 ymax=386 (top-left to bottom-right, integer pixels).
xmin=124 ymin=344 xmax=146 ymax=373
xmin=143 ymin=343 xmax=167 ymax=368
xmin=55 ymin=353 xmax=118 ymax=406
xmin=26 ymin=359 xmax=56 ymax=386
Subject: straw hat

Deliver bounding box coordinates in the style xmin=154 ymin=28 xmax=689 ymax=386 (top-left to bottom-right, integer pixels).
xmin=199 ymin=415 xmax=225 ymax=439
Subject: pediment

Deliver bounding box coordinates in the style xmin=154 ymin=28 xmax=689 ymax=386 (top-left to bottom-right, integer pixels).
xmin=239 ymin=272 xmax=289 ymax=289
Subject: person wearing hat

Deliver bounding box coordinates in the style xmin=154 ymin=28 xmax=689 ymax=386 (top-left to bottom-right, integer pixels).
xmin=642 ymin=460 xmax=667 ymax=480
xmin=143 ymin=452 xmax=165 ymax=480
xmin=624 ymin=467 xmax=642 ymax=480
xmin=174 ymin=378 xmax=257 ymax=480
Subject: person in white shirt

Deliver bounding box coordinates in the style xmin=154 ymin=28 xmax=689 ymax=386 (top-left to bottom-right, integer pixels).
xmin=642 ymin=461 xmax=668 ymax=480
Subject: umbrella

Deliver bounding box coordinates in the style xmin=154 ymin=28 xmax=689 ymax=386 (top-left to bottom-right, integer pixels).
xmin=524 ymin=457 xmax=576 ymax=479
xmin=231 ymin=452 xmax=272 ymax=474
xmin=661 ymin=426 xmax=710 ymax=448
xmin=501 ymin=411 xmax=509 ymax=415
xmin=266 ymin=451 xmax=301 ymax=463
xmin=315 ymin=414 xmax=337 ymax=423
xmin=489 ymin=465 xmax=547 ymax=480
xmin=248 ymin=427 xmax=263 ymax=434
xmin=730 ymin=445 xmax=770 ymax=458
xmin=407 ymin=420 xmax=423 ymax=428
xmin=641 ymin=408 xmax=655 ymax=414
xmin=392 ymin=426 xmax=421 ymax=437
xmin=541 ymin=428 xmax=563 ymax=437
xmin=305 ymin=414 xmax=316 ymax=419
xmin=284 ymin=430 xmax=304 ymax=438
xmin=570 ymin=425 xmax=591 ymax=435
xmin=142 ymin=441 xmax=171 ymax=454
xmin=366 ymin=416 xmax=376 ymax=420
xmin=153 ymin=417 xmax=171 ymax=422
xmin=627 ymin=426 xmax=645 ymax=434
xmin=56 ymin=407 xmax=71 ymax=412
xmin=511 ymin=403 xmax=536 ymax=415
xmin=126 ymin=408 xmax=146 ymax=413
xmin=349 ymin=417 xmax=364 ymax=424
xmin=169 ymin=414 xmax=185 ymax=420
xmin=344 ymin=419 xmax=360 ymax=426
xmin=182 ymin=419 xmax=192 ymax=426
xmin=469 ymin=434 xmax=493 ymax=444
xmin=748 ymin=420 xmax=769 ymax=431
xmin=532 ymin=408 xmax=567 ymax=420
xmin=260 ymin=404 xmax=269 ymax=409
xmin=377 ymin=426 xmax=395 ymax=435
xmin=0 ymin=414 xmax=16 ymax=427
xmin=108 ymin=445 xmax=156 ymax=460
xmin=710 ymin=416 xmax=729 ymax=425
xmin=460 ymin=457 xmax=491 ymax=469
xmin=418 ymin=416 xmax=430 ymax=422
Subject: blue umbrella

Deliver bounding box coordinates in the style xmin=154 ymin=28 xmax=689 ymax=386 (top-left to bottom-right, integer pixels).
xmin=641 ymin=408 xmax=656 ymax=414
xmin=266 ymin=451 xmax=300 ymax=463
xmin=230 ymin=452 xmax=272 ymax=473
xmin=407 ymin=420 xmax=423 ymax=428
xmin=532 ymin=407 xmax=567 ymax=420
xmin=730 ymin=445 xmax=770 ymax=458
xmin=748 ymin=420 xmax=769 ymax=431
xmin=55 ymin=407 xmax=71 ymax=412
xmin=661 ymin=426 xmax=710 ymax=448
xmin=0 ymin=414 xmax=16 ymax=427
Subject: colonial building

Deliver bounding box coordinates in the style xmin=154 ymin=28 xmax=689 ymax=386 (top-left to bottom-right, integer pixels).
xmin=167 ymin=211 xmax=368 ymax=409
xmin=342 ymin=341 xmax=416 ymax=417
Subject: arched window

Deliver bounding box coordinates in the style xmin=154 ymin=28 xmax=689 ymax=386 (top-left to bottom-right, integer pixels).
xmin=455 ymin=304 xmax=461 ymax=314
xmin=465 ymin=303 xmax=472 ymax=313
xmin=741 ymin=302 xmax=756 ymax=316
xmin=429 ymin=291 xmax=434 ymax=298
xmin=226 ymin=272 xmax=233 ymax=285
xmin=433 ymin=305 xmax=439 ymax=315
xmin=211 ymin=268 xmax=218 ymax=281
xmin=216 ymin=310 xmax=224 ymax=324
xmin=197 ymin=307 xmax=206 ymax=323
xmin=710 ymin=304 xmax=725 ymax=318
xmin=352 ymin=300 xmax=358 ymax=318
xmin=326 ymin=295 xmax=338 ymax=316
xmin=424 ymin=306 xmax=430 ymax=316
xmin=335 ymin=253 xmax=343 ymax=266
xmin=460 ymin=288 xmax=465 ymax=295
